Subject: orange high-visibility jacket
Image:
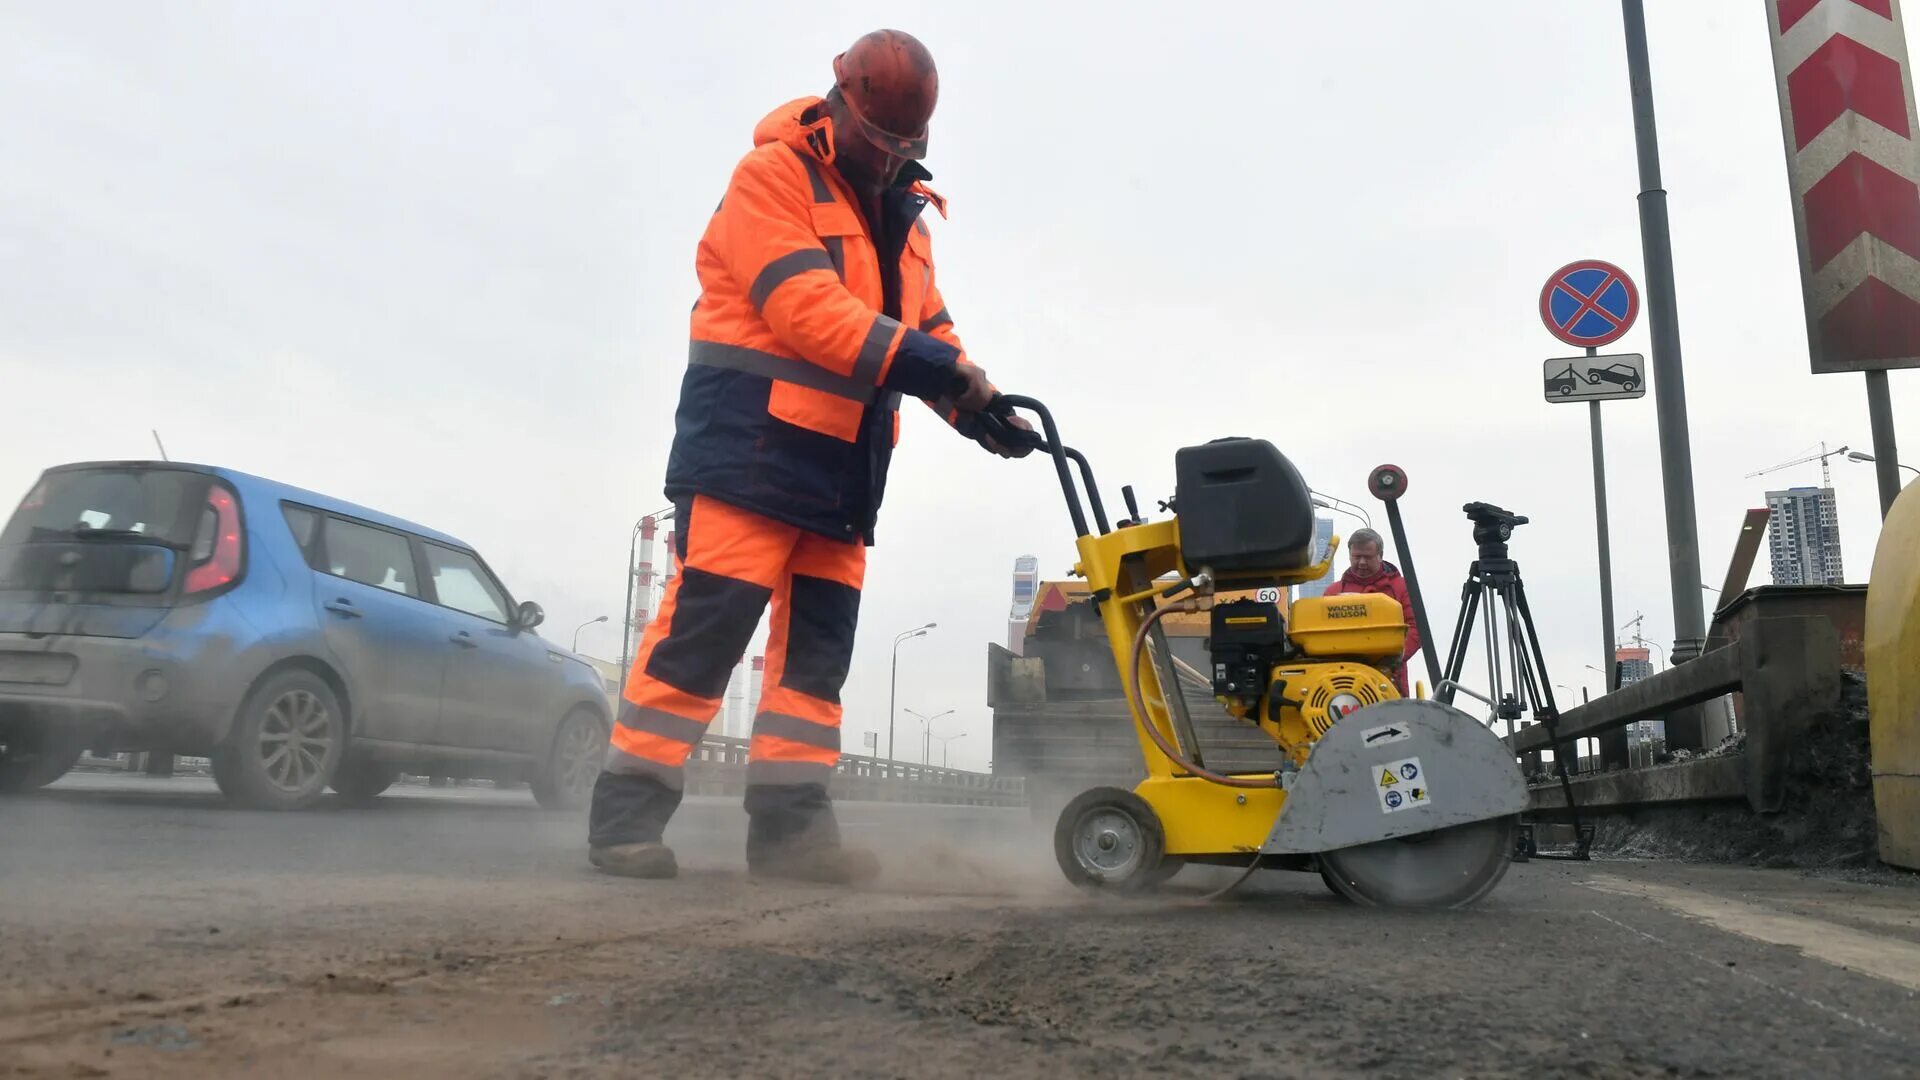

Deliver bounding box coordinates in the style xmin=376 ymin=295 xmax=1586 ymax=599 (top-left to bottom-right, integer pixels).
xmin=663 ymin=97 xmax=980 ymax=543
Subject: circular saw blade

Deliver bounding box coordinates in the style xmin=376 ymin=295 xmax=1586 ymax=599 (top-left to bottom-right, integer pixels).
xmin=1317 ymin=815 xmax=1517 ymax=909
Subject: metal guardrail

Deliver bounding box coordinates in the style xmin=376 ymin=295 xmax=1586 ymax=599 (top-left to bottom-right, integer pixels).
xmin=1505 ymin=616 xmax=1840 ymax=813
xmin=684 ymin=734 xmax=1026 ymax=806
xmin=80 ymin=740 xmax=1027 ymax=807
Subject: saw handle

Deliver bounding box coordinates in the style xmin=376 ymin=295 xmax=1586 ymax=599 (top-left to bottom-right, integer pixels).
xmin=975 ymin=394 xmax=1110 ymax=537
xmin=971 ymin=398 xmax=1049 ymax=455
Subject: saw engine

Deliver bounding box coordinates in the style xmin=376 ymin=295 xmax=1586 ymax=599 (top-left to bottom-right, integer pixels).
xmin=1207 ymin=593 xmax=1407 ymax=764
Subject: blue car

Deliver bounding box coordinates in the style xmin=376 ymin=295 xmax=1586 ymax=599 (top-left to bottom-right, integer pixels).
xmin=0 ymin=461 xmax=611 ymax=810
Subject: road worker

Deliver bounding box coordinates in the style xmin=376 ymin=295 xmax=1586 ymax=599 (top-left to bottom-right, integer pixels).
xmin=588 ymin=30 xmax=1029 ymax=883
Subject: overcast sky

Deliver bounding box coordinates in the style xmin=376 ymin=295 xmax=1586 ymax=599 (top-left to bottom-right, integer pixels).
xmin=4 ymin=2 xmax=1915 ymax=772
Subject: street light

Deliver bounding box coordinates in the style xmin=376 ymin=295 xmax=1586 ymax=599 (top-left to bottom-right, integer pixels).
xmin=1640 ymin=640 xmax=1668 ymax=671
xmin=932 ymin=731 xmax=968 ymax=769
xmin=572 ymin=614 xmax=609 ymax=652
xmin=889 ymin=623 xmax=936 ymax=763
xmin=1847 ymin=450 xmax=1919 ymax=478
xmin=905 ymin=707 xmax=954 ymax=766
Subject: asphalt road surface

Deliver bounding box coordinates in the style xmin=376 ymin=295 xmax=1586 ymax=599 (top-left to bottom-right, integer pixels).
xmin=5 ymin=774 xmax=1920 ymax=1079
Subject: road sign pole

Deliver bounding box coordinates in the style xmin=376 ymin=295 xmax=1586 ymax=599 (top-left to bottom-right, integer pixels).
xmin=1585 ymin=346 xmax=1627 ymax=769
xmin=1620 ymin=0 xmax=1710 ymax=701
xmin=1866 ymin=370 xmax=1903 ymax=517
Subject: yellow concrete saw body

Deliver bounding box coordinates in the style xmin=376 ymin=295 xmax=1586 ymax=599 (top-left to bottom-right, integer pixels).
xmin=978 ymin=396 xmax=1527 ymax=908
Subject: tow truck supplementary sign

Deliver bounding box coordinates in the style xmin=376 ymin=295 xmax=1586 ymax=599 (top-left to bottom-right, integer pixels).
xmin=1539 ymin=260 xmax=1639 ymax=348
xmin=1542 ymin=353 xmax=1648 ymax=403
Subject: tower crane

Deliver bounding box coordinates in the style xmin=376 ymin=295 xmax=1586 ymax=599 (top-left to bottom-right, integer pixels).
xmin=1746 ymin=441 xmax=1849 ymax=489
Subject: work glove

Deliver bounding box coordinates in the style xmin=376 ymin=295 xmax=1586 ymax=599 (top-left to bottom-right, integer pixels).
xmin=979 ymin=415 xmax=1035 ymax=459
xmin=947 ymin=365 xmax=1035 ymax=459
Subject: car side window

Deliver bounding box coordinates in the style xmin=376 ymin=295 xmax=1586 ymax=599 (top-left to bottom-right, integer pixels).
xmin=423 ymin=543 xmax=510 ymax=624
xmin=321 ymin=518 xmax=419 ymax=597
xmin=281 ymin=505 xmax=320 ymax=561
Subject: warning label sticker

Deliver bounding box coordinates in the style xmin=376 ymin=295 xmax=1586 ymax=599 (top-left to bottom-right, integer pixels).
xmin=1374 ymin=756 xmax=1431 ymax=814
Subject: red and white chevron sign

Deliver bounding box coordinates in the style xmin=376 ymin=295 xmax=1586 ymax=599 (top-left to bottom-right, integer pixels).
xmin=1768 ymin=0 xmax=1920 ymax=373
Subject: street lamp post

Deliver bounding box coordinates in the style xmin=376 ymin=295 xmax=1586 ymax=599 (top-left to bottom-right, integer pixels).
xmin=1847 ymin=450 xmax=1919 ymax=479
xmin=572 ymin=614 xmax=609 ymax=653
xmin=889 ymin=624 xmax=935 ymax=764
xmin=932 ymin=731 xmax=968 ymax=769
xmin=1620 ymin=0 xmax=1708 ymax=673
xmin=904 ymin=707 xmax=954 ymax=766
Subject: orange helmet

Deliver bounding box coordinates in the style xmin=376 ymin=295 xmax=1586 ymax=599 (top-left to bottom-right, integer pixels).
xmin=832 ymin=30 xmax=937 ymax=160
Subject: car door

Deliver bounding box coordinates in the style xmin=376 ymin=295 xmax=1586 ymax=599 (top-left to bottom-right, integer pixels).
xmin=420 ymin=541 xmax=554 ymax=754
xmin=310 ymin=514 xmax=449 ymax=744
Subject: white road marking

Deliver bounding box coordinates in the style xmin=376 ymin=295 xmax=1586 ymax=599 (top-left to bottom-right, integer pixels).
xmin=1583 ymin=874 xmax=1920 ymax=994
xmin=1588 ymin=908 xmax=1907 ymax=1044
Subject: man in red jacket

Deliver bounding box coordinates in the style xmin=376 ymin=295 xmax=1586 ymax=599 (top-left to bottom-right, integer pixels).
xmin=1323 ymin=528 xmax=1421 ymax=694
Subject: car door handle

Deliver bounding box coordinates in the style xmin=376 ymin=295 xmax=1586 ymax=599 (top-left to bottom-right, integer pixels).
xmin=449 ymin=631 xmax=478 ymax=648
xmin=323 ymin=599 xmax=362 ymax=618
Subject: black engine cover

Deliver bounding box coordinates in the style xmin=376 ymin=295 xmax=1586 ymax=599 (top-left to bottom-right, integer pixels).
xmin=1175 ymin=437 xmax=1315 ymax=579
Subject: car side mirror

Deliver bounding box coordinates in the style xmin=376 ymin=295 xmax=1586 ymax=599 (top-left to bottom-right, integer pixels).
xmin=515 ymin=600 xmax=545 ymax=631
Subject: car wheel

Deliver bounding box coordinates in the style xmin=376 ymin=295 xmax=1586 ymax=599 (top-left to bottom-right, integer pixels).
xmin=532 ymin=707 xmax=606 ymax=812
xmin=214 ymin=670 xmax=346 ymax=810
xmin=329 ymin=754 xmax=398 ymax=805
xmin=0 ymin=725 xmax=86 ymax=795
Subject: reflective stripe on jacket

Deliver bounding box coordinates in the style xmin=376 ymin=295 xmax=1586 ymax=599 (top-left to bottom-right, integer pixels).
xmin=664 ymin=96 xmax=978 ymax=543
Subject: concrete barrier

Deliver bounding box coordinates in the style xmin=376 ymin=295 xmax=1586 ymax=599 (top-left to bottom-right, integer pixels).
xmin=1528 ymin=754 xmax=1748 ymax=811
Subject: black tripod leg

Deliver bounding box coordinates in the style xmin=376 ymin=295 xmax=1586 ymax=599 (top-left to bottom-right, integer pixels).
xmin=1507 ymin=576 xmax=1589 ymax=858
xmin=1436 ymin=571 xmax=1482 ymax=707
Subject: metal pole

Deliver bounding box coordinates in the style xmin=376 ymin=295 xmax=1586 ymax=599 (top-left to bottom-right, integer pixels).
xmin=1587 ymin=350 xmax=1627 ymax=768
xmin=1866 ymin=370 xmax=1903 ymax=517
xmin=888 ymin=645 xmax=899 ymax=765
xmin=1588 ymin=351 xmax=1619 ymax=698
xmin=1381 ymin=498 xmax=1441 ymax=688
xmin=1621 ymin=0 xmax=1708 ymax=670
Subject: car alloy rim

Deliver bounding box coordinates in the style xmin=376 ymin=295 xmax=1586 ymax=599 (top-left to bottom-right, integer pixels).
xmin=558 ymin=720 xmax=602 ymax=795
xmin=258 ymin=689 xmax=334 ymax=793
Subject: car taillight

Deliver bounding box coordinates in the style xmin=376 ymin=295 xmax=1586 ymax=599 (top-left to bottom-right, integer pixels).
xmin=184 ymin=486 xmax=242 ymax=594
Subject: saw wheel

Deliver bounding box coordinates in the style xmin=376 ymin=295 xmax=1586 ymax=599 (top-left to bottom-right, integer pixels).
xmin=1315 ymin=814 xmax=1517 ymax=909
xmin=1053 ymin=787 xmax=1184 ymax=893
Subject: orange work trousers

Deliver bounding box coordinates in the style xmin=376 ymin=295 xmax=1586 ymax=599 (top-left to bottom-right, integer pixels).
xmin=603 ymin=495 xmax=865 ymax=797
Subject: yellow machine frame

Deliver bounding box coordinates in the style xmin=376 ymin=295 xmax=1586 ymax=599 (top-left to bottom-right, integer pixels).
xmin=1070 ymin=518 xmax=1350 ymax=857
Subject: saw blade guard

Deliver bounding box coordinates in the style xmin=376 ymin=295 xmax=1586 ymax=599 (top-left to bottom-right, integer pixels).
xmin=1262 ymin=698 xmax=1527 ymax=855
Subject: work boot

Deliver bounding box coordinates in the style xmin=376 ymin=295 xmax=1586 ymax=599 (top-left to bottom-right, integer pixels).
xmin=589 ymin=841 xmax=679 ymax=879
xmin=749 ymin=844 xmax=881 ymax=886
xmin=742 ymin=780 xmax=877 ymax=884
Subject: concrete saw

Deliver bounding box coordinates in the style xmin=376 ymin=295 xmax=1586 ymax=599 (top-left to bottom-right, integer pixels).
xmin=975 ymin=393 xmax=1529 ymax=907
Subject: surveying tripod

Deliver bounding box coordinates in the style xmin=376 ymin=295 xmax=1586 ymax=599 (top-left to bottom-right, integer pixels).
xmin=1433 ymin=503 xmax=1592 ymax=861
